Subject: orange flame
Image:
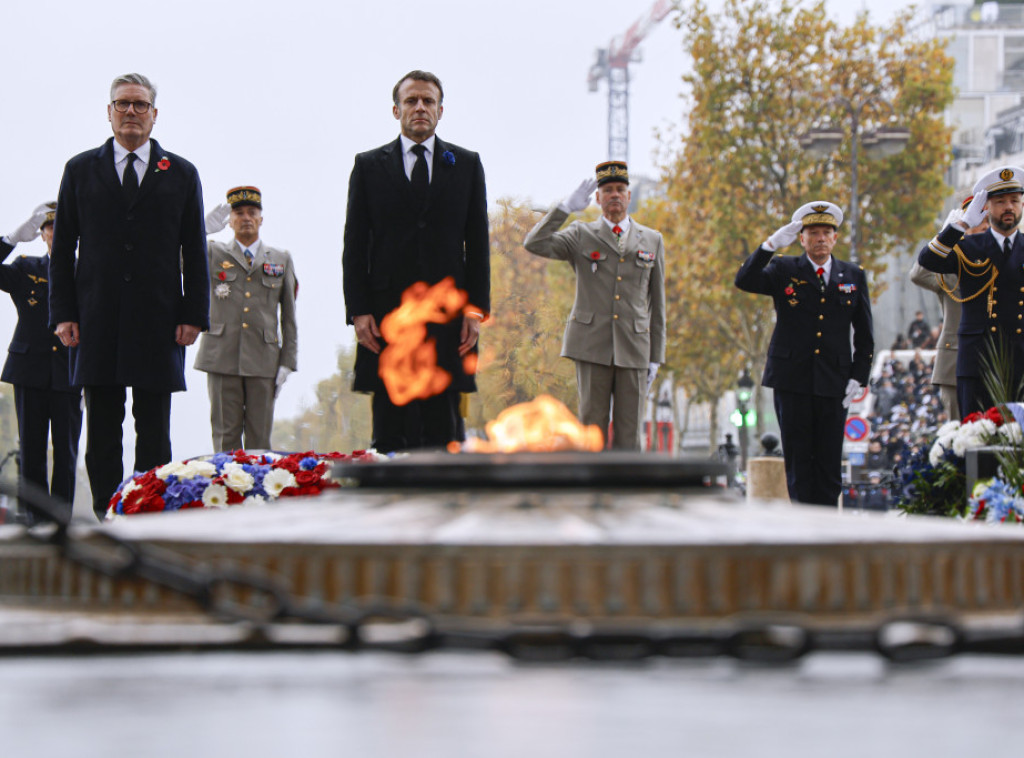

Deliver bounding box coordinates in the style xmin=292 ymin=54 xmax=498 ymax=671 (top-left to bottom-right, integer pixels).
xmin=460 ymin=394 xmax=604 ymax=453
xmin=378 ymin=277 xmax=468 ymax=406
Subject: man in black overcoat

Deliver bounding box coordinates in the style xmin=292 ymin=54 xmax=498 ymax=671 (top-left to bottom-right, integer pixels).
xmin=0 ymin=203 xmax=82 ymax=524
xmin=917 ymin=165 xmax=1024 ymax=416
xmin=49 ymin=73 xmax=209 ymax=519
xmin=735 ymin=202 xmax=874 ymax=506
xmin=342 ymin=70 xmax=490 ymax=452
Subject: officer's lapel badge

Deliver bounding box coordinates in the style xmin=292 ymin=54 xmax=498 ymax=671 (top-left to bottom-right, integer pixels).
xmin=26 ymin=297 xmax=38 ymax=307
xmin=637 ymin=249 xmax=655 ymax=262
xmin=263 ymin=262 xmax=285 ymax=277
xmin=221 ymin=261 xmax=234 ymax=269
xmin=790 ymin=276 xmax=808 ymax=286
xmin=26 ymin=274 xmax=47 ymax=284
xmin=215 ymin=283 xmax=230 ymax=299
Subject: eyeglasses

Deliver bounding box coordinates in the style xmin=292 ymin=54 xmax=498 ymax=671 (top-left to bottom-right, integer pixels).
xmin=111 ymin=100 xmax=153 ymax=114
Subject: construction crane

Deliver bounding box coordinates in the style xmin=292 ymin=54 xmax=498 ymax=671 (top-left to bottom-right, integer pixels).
xmin=587 ymin=0 xmax=673 ymax=164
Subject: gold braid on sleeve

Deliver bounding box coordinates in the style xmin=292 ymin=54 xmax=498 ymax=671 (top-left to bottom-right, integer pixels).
xmin=936 ymin=244 xmax=996 ymax=316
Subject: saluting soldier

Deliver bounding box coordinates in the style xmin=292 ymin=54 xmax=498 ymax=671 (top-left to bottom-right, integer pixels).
xmin=735 ymin=202 xmax=874 ymax=506
xmin=196 ymin=186 xmax=297 ymax=452
xmin=909 ymin=195 xmax=988 ymax=421
xmin=0 ymin=203 xmax=82 ymax=524
xmin=524 ymin=161 xmax=666 ymax=451
xmin=918 ymin=166 xmax=1024 ymax=416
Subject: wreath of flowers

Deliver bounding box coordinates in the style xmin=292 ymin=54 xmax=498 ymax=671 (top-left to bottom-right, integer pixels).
xmin=896 ymin=405 xmax=1024 ymax=521
xmin=105 ymin=449 xmax=384 ymax=520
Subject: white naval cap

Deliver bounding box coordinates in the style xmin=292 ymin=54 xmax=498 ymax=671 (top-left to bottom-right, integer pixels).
xmin=791 ymin=201 xmax=843 ymax=229
xmin=973 ymin=165 xmax=1024 ymax=197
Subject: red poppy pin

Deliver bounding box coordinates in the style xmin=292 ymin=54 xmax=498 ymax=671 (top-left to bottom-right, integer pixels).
xmin=156 ymin=157 xmax=170 ymax=172
xmin=784 ymin=286 xmax=795 ymax=295
xmin=217 ymin=271 xmax=226 ymax=281
xmin=590 ymin=251 xmax=600 ymax=260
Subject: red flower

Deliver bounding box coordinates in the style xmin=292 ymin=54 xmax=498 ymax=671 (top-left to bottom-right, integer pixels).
xmin=295 ymin=469 xmax=321 ymax=487
xmin=984 ymin=406 xmax=1005 ymax=426
xmin=963 ymin=411 xmax=983 ymax=424
xmin=218 ymin=271 xmax=226 ymax=281
xmin=589 ymin=251 xmax=600 ymax=261
xmin=784 ymin=286 xmax=795 ymax=295
xmin=226 ymin=488 xmax=245 ymax=505
xmin=157 ymin=158 xmax=170 ymax=171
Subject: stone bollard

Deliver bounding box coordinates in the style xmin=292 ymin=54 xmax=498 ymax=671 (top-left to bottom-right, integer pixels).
xmin=746 ymin=456 xmax=789 ymax=501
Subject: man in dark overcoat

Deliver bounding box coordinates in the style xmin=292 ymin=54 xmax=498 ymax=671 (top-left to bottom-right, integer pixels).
xmin=342 ymin=69 xmax=490 ymax=452
xmin=1 ymin=203 xmax=82 ymax=524
xmin=49 ymin=73 xmax=209 ymax=519
xmin=735 ymin=201 xmax=874 ymax=506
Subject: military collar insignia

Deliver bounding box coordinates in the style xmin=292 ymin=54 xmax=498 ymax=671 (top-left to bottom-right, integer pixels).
xmin=221 ymin=260 xmax=234 ymax=269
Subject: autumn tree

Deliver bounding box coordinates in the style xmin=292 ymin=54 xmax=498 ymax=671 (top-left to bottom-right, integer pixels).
xmin=465 ymin=197 xmax=579 ymax=429
xmin=645 ymin=0 xmax=953 ymax=445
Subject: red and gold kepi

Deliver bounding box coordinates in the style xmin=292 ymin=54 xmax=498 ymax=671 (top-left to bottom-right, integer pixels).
xmin=974 ymin=165 xmax=1024 ymax=198
xmin=595 ymin=160 xmax=629 ymax=186
xmin=226 ymin=185 xmax=262 ymax=209
xmin=791 ymin=200 xmax=843 ymax=229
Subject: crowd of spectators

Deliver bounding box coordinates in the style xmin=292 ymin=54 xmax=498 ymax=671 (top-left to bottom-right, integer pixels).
xmin=846 ymin=348 xmax=948 ymax=509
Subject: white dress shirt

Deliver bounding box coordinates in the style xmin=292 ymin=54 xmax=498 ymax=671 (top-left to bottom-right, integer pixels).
xmin=806 ymin=255 xmax=833 ymax=284
xmin=112 ymin=139 xmax=151 ymax=185
xmin=400 ymin=134 xmax=435 ymax=182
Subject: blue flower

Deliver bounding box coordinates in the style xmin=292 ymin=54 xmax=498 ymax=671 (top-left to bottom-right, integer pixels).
xmin=443 ymin=150 xmax=455 ymax=166
xmin=300 ymin=456 xmax=318 ymax=470
xmin=163 ymin=476 xmax=210 ymax=510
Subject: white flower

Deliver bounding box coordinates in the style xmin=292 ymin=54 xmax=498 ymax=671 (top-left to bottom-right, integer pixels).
xmin=180 ymin=460 xmax=217 ymax=479
xmin=222 ymin=463 xmax=255 ymax=493
xmin=936 ymin=420 xmax=961 ymax=438
xmin=120 ymin=480 xmax=140 ymax=499
xmin=242 ymin=495 xmax=268 ymax=507
xmin=156 ymin=461 xmax=186 ymax=480
xmin=929 ymin=440 xmax=949 ymax=467
xmin=263 ymin=468 xmax=296 ymax=497
xmin=202 ymin=483 xmax=228 ymax=508
xmin=999 ymin=422 xmax=1023 ymax=445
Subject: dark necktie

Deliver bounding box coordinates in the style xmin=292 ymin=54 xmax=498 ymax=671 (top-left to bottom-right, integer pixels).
xmin=816 ymin=266 xmax=826 ymax=291
xmin=1004 ymin=237 xmax=1012 ymax=264
xmin=411 ymin=144 xmax=428 ymax=204
xmin=123 ymin=152 xmax=139 ymax=203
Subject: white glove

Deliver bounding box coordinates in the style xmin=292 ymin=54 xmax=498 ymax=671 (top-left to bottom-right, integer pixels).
xmin=763 ymin=220 xmax=803 ymax=252
xmin=942 ymin=208 xmax=964 ymax=230
xmin=647 ymin=362 xmax=660 ymax=392
xmin=274 ymin=366 xmax=292 ymax=398
xmin=842 ymin=379 xmax=861 ymax=409
xmin=961 ymin=191 xmax=988 ymax=230
xmin=6 ymin=202 xmax=51 ymax=244
xmin=204 ymin=203 xmax=231 ymax=235
xmin=565 ymin=178 xmax=598 ymax=213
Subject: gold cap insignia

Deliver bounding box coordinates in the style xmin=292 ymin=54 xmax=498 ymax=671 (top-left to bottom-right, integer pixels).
xmin=1001 ymin=169 xmax=1014 ymax=182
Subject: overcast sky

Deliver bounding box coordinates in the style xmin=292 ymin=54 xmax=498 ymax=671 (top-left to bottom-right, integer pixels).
xmin=0 ymin=0 xmax=928 ymax=462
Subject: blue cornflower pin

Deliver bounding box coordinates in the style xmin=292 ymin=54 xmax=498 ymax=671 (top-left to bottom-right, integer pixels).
xmin=443 ymin=150 xmax=456 ymax=166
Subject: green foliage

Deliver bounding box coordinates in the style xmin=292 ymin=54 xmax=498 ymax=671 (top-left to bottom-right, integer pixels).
xmin=900 ymin=460 xmax=968 ymax=517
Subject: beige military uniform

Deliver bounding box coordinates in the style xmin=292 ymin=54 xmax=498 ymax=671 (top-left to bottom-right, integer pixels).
xmin=524 ymin=205 xmax=666 ymax=449
xmin=909 ymin=259 xmax=960 ymax=419
xmin=194 ymin=239 xmax=297 ymax=451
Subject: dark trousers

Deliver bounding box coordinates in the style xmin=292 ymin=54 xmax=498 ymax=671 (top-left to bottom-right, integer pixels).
xmin=13 ymin=385 xmax=83 ymax=525
xmin=957 ymin=376 xmax=990 ymax=419
xmin=371 ymin=389 xmax=462 ymax=453
xmin=84 ymin=386 xmax=171 ymax=520
xmin=773 ymin=389 xmax=847 ymax=506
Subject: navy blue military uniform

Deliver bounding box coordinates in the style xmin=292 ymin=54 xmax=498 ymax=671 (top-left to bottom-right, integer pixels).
xmin=918 ymin=227 xmax=1024 ymax=416
xmin=0 ymin=241 xmax=82 ymax=523
xmin=736 ymin=239 xmax=873 ymax=506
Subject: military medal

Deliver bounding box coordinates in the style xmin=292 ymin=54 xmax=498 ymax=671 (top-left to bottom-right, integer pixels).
xmin=263 ymin=262 xmax=285 ymax=277
xmin=637 ymin=249 xmax=655 ymax=262
xmin=221 ymin=261 xmax=234 ymax=269
xmin=215 ymin=283 xmax=230 ymax=299
xmin=589 ymin=251 xmax=600 ymax=273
